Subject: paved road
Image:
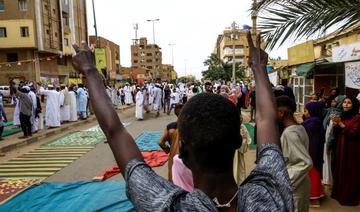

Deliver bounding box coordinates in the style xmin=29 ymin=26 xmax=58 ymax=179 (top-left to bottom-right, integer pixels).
xmin=0 ymin=106 xmax=358 ymax=211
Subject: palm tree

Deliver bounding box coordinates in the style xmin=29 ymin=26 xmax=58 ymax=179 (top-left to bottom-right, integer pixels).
xmin=253 ymin=0 xmax=360 ymax=49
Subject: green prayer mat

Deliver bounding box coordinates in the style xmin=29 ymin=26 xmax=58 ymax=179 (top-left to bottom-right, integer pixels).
xmin=3 ymin=122 xmax=13 ymax=128
xmin=244 ymin=123 xmax=256 ymax=150
xmin=1 ymin=128 xmax=22 ymax=137
xmin=43 ymin=131 xmax=106 ymax=147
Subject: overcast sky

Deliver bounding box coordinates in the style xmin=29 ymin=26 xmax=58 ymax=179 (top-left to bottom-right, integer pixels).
xmin=85 ymin=0 xmax=291 ymax=79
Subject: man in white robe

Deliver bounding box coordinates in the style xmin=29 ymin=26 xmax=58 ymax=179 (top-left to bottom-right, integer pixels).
xmin=60 ymin=85 xmax=70 ymax=123
xmin=40 ymin=85 xmax=61 ymax=128
xmin=153 ymin=84 xmax=162 ymax=117
xmin=135 ymin=88 xmax=144 ymax=120
xmin=68 ymin=86 xmax=78 ymax=122
xmin=124 ymin=83 xmax=133 ymax=105
xmin=28 ymin=86 xmax=38 ymax=132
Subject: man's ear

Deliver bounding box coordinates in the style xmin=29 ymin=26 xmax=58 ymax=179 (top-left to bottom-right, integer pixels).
xmin=179 ymin=141 xmax=190 ymax=169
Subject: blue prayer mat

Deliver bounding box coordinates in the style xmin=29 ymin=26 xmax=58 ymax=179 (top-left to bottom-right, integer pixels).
xmin=0 ymin=181 xmax=134 ymax=211
xmin=135 ymin=131 xmax=163 ymax=151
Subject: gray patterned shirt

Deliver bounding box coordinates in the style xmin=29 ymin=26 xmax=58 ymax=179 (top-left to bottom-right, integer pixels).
xmin=125 ymin=144 xmax=293 ymax=211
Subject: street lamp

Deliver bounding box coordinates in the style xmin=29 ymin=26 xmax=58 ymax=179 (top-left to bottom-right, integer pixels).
xmin=230 ymin=21 xmax=239 ymax=83
xmin=168 ymin=43 xmax=175 ymax=66
xmin=147 ymin=19 xmax=160 ymax=44
xmin=92 ymin=0 xmax=99 ymax=48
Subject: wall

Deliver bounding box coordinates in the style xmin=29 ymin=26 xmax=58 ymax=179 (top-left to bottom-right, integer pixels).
xmin=0 ymin=19 xmax=36 ymax=48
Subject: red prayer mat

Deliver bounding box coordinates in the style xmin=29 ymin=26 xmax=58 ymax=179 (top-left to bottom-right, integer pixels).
xmin=0 ymin=178 xmax=42 ymax=204
xmin=93 ymin=151 xmax=169 ymax=181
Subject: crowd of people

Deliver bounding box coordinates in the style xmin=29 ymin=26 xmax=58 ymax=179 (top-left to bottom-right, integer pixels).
xmin=0 ymin=81 xmax=89 ymax=140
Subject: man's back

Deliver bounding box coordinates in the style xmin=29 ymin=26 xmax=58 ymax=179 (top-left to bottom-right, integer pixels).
xmin=281 ymin=125 xmax=312 ymax=212
xmin=125 ymin=144 xmax=293 ymax=211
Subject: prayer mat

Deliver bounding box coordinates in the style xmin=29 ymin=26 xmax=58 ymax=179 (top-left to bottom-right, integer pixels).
xmin=135 ymin=131 xmax=163 ymax=151
xmin=244 ymin=123 xmax=256 ymax=150
xmin=1 ymin=128 xmax=22 ymax=137
xmin=0 ymin=178 xmax=42 ymax=205
xmin=43 ymin=131 xmax=105 ymax=147
xmin=0 ymin=146 xmax=94 ymax=179
xmin=84 ymin=122 xmax=131 ymax=133
xmin=93 ymin=151 xmax=169 ymax=181
xmin=0 ymin=181 xmax=134 ymax=211
xmin=3 ymin=121 xmax=13 ymax=127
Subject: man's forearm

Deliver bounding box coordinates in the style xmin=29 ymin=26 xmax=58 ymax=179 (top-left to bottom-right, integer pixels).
xmin=252 ymin=65 xmax=280 ymax=146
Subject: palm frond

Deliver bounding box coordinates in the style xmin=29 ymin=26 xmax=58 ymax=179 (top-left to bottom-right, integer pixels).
xmin=256 ymin=0 xmax=360 ymax=50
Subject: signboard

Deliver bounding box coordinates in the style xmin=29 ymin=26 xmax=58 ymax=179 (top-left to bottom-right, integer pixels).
xmin=94 ymin=48 xmax=107 ymax=72
xmin=288 ymin=41 xmax=315 ymax=66
xmin=333 ymin=42 xmax=360 ymax=62
xmin=68 ymin=78 xmax=82 ymax=86
xmin=268 ymin=72 xmax=278 ymax=86
xmin=345 ymin=61 xmax=360 ymax=89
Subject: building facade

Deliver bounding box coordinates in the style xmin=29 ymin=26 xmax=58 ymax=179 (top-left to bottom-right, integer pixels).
xmin=213 ymin=28 xmax=263 ymax=68
xmin=130 ymin=37 xmax=162 ymax=79
xmin=0 ymin=0 xmax=87 ymax=85
xmin=285 ymin=23 xmax=360 ymax=112
xmin=89 ymin=36 xmax=120 ymax=81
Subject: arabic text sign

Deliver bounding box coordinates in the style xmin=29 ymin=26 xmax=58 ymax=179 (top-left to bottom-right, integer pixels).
xmin=333 ymin=42 xmax=360 ymax=62
xmin=345 ymin=61 xmax=360 ymax=89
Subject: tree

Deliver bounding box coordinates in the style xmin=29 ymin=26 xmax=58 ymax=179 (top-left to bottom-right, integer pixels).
xmin=253 ymin=0 xmax=360 ymax=50
xmin=178 ymin=75 xmax=196 ymax=83
xmin=202 ymin=54 xmax=245 ymax=81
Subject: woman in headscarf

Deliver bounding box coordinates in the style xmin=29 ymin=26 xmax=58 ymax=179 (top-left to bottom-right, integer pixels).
xmin=302 ymin=101 xmax=325 ymax=207
xmin=331 ymin=96 xmax=360 ymax=206
xmin=322 ymin=95 xmax=345 ymax=186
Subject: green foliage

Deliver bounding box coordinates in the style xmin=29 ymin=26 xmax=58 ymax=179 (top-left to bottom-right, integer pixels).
xmin=202 ymin=54 xmax=245 ymax=81
xmin=253 ymin=0 xmax=360 ymax=50
xmin=178 ymin=75 xmax=196 ymax=83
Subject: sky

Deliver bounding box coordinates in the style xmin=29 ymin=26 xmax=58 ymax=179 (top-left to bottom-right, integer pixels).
xmin=85 ymin=0 xmax=292 ymax=79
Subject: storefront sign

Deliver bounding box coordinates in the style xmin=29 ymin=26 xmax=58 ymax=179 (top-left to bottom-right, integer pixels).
xmin=345 ymin=61 xmax=360 ymax=89
xmin=288 ymin=41 xmax=315 ymax=66
xmin=94 ymin=48 xmax=107 ymax=72
xmin=333 ymin=42 xmax=360 ymax=62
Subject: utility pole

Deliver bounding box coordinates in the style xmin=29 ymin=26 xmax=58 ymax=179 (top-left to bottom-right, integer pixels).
xmin=230 ymin=21 xmax=239 ymax=84
xmin=147 ymin=19 xmax=160 ymax=44
xmin=168 ymin=43 xmax=175 ymax=66
xmin=92 ymin=0 xmax=99 ymax=48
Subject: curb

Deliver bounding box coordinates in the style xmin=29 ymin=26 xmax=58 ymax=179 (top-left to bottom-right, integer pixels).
xmin=0 ymin=105 xmax=135 ymax=155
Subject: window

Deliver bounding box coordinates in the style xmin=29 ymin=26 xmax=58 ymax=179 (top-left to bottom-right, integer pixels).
xmin=133 ymin=60 xmax=138 ymax=63
xmin=0 ymin=0 xmax=4 ymax=11
xmin=64 ymin=38 xmax=69 ymax=46
xmin=62 ymin=13 xmax=69 ymax=26
xmin=7 ymin=53 xmax=18 ymax=62
xmin=0 ymin=27 xmax=6 ymax=37
xmin=46 ymin=29 xmax=50 ymax=34
xmin=20 ymin=27 xmax=29 ymax=37
xmin=146 ymin=53 xmax=152 ymax=56
xmin=18 ymin=0 xmax=27 ymax=11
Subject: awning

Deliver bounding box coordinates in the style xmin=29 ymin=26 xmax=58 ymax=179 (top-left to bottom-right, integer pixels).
xmin=296 ymin=63 xmax=315 ymax=77
xmin=295 ymin=59 xmax=332 ymax=77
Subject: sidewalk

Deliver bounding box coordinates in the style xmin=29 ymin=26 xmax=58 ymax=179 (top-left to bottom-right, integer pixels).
xmin=0 ymin=104 xmax=134 ymax=155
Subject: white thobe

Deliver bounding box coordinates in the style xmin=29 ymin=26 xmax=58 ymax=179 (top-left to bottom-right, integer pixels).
xmin=28 ymin=91 xmax=38 ymax=132
xmin=68 ymin=91 xmax=78 ymax=122
xmin=40 ymin=87 xmax=61 ymax=127
xmin=124 ymin=86 xmax=133 ymax=104
xmin=135 ymin=91 xmax=144 ymax=120
xmin=60 ymin=89 xmax=70 ymax=122
xmin=12 ymin=98 xmax=20 ymax=126
xmin=153 ymin=87 xmax=162 ymax=112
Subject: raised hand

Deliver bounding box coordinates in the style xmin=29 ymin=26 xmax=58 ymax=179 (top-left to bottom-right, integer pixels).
xmin=72 ymin=41 xmax=96 ymax=75
xmin=246 ymin=32 xmax=268 ymax=69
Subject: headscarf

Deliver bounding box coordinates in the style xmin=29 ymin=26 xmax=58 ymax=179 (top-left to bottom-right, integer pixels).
xmin=305 ymin=101 xmax=324 ymax=118
xmin=340 ymin=96 xmax=359 ymax=120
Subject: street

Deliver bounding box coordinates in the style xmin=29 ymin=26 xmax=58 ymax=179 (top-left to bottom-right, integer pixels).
xmin=0 ymin=106 xmax=358 ymax=211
